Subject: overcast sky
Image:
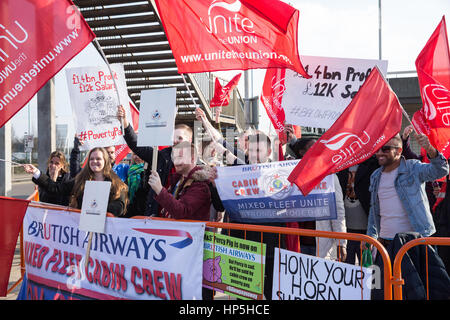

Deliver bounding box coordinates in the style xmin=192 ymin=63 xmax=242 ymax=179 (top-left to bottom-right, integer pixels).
xmin=11 ymin=0 xmax=450 ymax=140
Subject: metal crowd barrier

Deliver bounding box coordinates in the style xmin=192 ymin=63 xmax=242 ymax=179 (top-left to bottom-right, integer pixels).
xmin=9 ymin=194 xmax=450 ymax=300
xmin=392 ymin=237 xmax=450 ymax=300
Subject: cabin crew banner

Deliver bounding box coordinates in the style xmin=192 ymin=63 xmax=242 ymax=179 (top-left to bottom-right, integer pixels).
xmin=65 ymin=64 xmax=132 ymax=150
xmin=282 ymin=56 xmax=388 ymax=129
xmin=214 ymin=160 xmax=337 ymax=223
xmin=18 ymin=206 xmax=205 ymax=300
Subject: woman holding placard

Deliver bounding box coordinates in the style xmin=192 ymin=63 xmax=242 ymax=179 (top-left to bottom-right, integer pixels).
xmin=23 ymin=147 xmax=128 ymax=217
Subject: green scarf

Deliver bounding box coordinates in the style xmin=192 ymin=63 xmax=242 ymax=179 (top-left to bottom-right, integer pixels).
xmin=127 ymin=163 xmax=144 ymax=203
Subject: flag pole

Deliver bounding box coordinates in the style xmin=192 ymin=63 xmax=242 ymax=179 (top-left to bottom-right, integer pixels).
xmin=94 ymin=38 xmax=125 ymax=131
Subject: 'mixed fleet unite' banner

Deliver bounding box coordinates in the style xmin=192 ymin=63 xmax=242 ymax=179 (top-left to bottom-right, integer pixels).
xmin=215 ymin=160 xmax=337 ymax=223
xmin=18 ymin=206 xmax=205 ymax=300
xmin=273 ymin=248 xmax=373 ymax=300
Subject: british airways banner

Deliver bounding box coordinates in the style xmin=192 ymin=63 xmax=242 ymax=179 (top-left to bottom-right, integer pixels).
xmin=18 ymin=205 xmax=205 ymax=300
xmin=215 ymin=160 xmax=337 ymax=223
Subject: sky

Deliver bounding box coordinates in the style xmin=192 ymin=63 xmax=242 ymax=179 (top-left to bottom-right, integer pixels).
xmin=10 ymin=0 xmax=450 ymax=142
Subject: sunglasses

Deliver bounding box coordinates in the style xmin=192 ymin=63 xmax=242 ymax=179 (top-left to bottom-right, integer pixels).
xmin=379 ymin=145 xmax=401 ymax=153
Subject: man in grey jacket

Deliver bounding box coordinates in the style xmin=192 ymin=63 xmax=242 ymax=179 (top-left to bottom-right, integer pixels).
xmin=366 ymin=133 xmax=449 ymax=248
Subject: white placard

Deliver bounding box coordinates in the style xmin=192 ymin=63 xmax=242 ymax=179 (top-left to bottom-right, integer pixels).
xmin=282 ymin=55 xmax=388 ymax=129
xmin=137 ymin=87 xmax=177 ymax=147
xmin=79 ymin=181 xmax=111 ymax=233
xmin=272 ymin=248 xmax=372 ymax=300
xmin=65 ymin=64 xmax=132 ymax=150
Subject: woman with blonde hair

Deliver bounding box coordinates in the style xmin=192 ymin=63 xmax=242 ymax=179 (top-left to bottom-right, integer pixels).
xmin=24 ymin=147 xmax=128 ymax=216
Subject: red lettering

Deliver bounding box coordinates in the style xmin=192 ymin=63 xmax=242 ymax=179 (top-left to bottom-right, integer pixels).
xmin=45 ymin=249 xmax=58 ymax=271
xmin=154 ymin=270 xmax=166 ymax=300
xmin=131 ymin=266 xmax=144 ymax=294
xmin=142 ymin=268 xmax=155 ymax=296
xmin=164 ymin=273 xmax=181 ymax=300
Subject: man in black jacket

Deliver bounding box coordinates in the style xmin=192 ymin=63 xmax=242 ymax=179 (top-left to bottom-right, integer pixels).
xmin=117 ymin=105 xmax=193 ymax=217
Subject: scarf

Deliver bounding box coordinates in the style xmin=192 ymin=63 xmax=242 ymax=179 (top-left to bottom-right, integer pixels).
xmin=127 ymin=163 xmax=144 ymax=203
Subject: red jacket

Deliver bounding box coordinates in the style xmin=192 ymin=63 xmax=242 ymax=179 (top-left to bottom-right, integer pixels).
xmin=154 ymin=166 xmax=212 ymax=221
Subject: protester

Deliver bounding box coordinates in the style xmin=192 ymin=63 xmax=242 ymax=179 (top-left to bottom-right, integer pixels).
xmin=336 ymin=156 xmax=379 ymax=265
xmin=432 ymin=173 xmax=450 ymax=275
xmin=288 ymin=137 xmax=318 ymax=255
xmin=222 ymin=132 xmax=286 ymax=300
xmin=401 ymin=125 xmax=438 ymax=210
xmin=147 ymin=141 xmax=215 ymax=301
xmin=24 ymin=147 xmax=128 ymax=217
xmin=366 ymin=133 xmax=449 ymax=247
xmin=195 ymin=107 xmax=247 ymax=165
xmin=148 ymin=141 xmax=212 ymax=221
xmin=126 ymin=152 xmax=145 ymax=206
xmin=70 ymin=134 xmax=125 ymax=179
xmin=315 ymin=176 xmax=347 ymax=261
xmin=117 ymin=105 xmax=193 ymax=217
xmin=37 ymin=151 xmax=71 ymax=206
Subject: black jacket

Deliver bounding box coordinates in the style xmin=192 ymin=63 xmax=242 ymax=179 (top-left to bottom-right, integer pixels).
xmin=37 ymin=171 xmax=71 ymax=206
xmin=123 ymin=124 xmax=174 ymax=217
xmin=33 ymin=174 xmax=127 ymax=217
xmin=389 ymin=232 xmax=450 ymax=300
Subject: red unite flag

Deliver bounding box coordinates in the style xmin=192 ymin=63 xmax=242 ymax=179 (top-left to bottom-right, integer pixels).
xmin=412 ymin=16 xmax=450 ymax=159
xmin=0 ymin=0 xmax=95 ymax=128
xmin=260 ymin=68 xmax=301 ymax=144
xmin=210 ymin=73 xmax=242 ymax=107
xmin=288 ymin=67 xmax=403 ymax=196
xmin=0 ymin=197 xmax=30 ymax=296
xmin=154 ymin=0 xmax=311 ymax=78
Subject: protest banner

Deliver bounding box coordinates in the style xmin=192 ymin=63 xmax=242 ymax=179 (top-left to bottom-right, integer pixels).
xmin=272 ymin=248 xmax=372 ymax=300
xmin=281 ymin=56 xmax=388 ymax=129
xmin=202 ymin=231 xmax=266 ymax=300
xmin=154 ymin=0 xmax=310 ymax=78
xmin=17 ymin=205 xmax=205 ymax=300
xmin=288 ymin=67 xmax=403 ymax=196
xmin=65 ymin=64 xmax=132 ymax=150
xmin=214 ymin=160 xmax=337 ymax=223
xmin=0 ymin=0 xmax=95 ymax=128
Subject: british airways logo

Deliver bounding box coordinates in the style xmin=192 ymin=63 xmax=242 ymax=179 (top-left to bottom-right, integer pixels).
xmin=133 ymin=228 xmax=193 ymax=249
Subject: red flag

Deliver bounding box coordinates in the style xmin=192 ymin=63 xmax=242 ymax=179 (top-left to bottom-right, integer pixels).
xmin=0 ymin=0 xmax=95 ymax=128
xmin=288 ymin=67 xmax=403 ymax=196
xmin=260 ymin=68 xmax=301 ymax=144
xmin=413 ymin=16 xmax=450 ymax=158
xmin=154 ymin=0 xmax=311 ymax=78
xmin=0 ymin=197 xmax=30 ymax=296
xmin=210 ymin=73 xmax=242 ymax=107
